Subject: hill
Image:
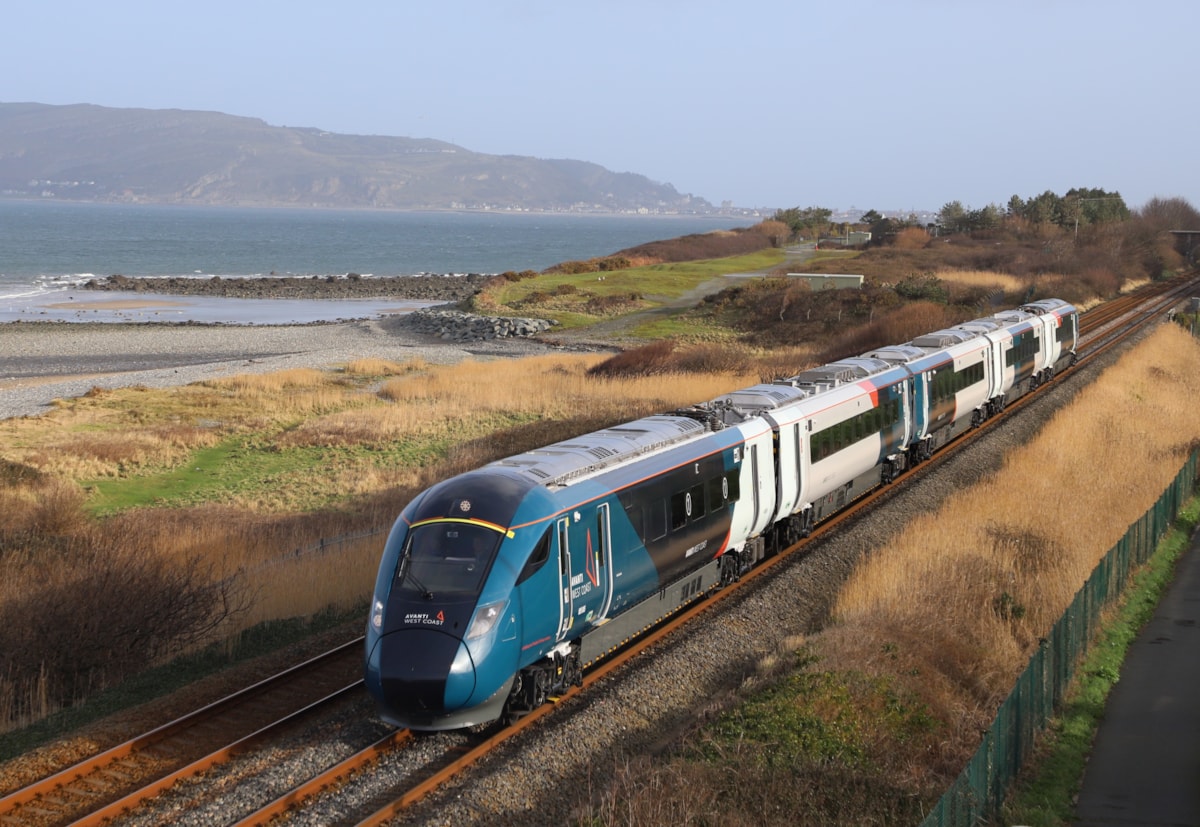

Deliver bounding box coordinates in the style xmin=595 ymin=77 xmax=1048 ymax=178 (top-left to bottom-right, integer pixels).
xmin=0 ymin=102 xmax=711 ymax=213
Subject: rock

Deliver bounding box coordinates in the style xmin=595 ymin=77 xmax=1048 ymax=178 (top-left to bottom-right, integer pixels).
xmin=83 ymin=273 xmax=496 ymax=302
xmin=404 ymin=308 xmax=556 ymax=341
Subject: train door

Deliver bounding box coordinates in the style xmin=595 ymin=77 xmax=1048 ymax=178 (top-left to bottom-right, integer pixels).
xmin=595 ymin=504 xmax=614 ymax=621
xmin=749 ymin=444 xmax=761 ymax=531
xmin=912 ymin=369 xmax=931 ymax=440
xmin=562 ymin=507 xmax=613 ymax=630
xmin=791 ymin=422 xmax=803 ymax=512
xmin=554 ymin=517 xmax=573 ymax=642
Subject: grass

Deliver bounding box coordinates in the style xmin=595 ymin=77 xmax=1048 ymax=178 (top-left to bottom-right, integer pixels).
xmin=0 ymin=351 xmax=766 ymax=733
xmin=1 ymin=217 xmax=1193 ymax=769
xmin=0 ymin=606 xmax=363 ymax=762
xmin=571 ymin=323 xmax=1200 ymax=825
xmin=999 ymin=495 xmax=1200 ymax=826
xmin=474 ymin=249 xmax=786 ymax=324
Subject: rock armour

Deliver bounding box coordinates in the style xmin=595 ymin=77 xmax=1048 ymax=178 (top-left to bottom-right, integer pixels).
xmin=405 ymin=308 xmax=555 ymax=341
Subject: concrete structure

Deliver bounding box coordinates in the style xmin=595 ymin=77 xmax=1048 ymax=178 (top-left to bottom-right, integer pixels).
xmin=785 ymin=273 xmax=864 ymax=290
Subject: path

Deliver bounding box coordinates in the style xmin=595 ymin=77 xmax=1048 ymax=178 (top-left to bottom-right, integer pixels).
xmin=544 ymin=244 xmax=816 ymax=347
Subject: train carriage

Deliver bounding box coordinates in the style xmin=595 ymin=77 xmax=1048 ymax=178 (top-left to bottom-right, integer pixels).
xmin=366 ymin=299 xmax=1081 ymax=730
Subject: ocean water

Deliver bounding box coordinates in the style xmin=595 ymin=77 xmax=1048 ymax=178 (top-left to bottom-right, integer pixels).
xmin=0 ymin=200 xmax=749 ymax=300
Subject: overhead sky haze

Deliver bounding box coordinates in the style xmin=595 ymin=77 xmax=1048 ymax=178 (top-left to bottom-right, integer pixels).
xmin=4 ymin=0 xmax=1196 ymax=213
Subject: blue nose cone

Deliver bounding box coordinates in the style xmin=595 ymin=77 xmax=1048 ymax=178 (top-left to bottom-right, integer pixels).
xmin=373 ymin=628 xmax=476 ymax=719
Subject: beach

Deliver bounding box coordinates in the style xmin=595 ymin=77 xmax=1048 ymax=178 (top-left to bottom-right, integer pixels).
xmin=0 ymin=314 xmax=565 ymax=420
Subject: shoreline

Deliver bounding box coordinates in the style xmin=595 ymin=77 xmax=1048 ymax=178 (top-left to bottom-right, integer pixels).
xmin=0 ymin=315 xmax=576 ymax=420
xmin=81 ymin=272 xmax=496 ymax=300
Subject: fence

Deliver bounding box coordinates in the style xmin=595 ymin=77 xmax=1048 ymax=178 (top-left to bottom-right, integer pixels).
xmin=920 ymin=448 xmax=1199 ymax=826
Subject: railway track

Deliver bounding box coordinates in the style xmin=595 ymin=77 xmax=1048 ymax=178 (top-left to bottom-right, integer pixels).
xmin=4 ymin=279 xmax=1196 ymax=826
xmin=0 ymin=641 xmax=363 ymax=827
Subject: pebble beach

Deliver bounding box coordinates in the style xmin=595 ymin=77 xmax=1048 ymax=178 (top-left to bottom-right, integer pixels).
xmin=0 ymin=275 xmax=572 ymax=420
xmin=0 ymin=313 xmax=562 ymax=421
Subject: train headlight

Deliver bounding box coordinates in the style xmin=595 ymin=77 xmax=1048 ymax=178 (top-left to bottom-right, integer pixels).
xmin=466 ymin=600 xmax=507 ymax=640
xmin=371 ymin=599 xmax=384 ymax=631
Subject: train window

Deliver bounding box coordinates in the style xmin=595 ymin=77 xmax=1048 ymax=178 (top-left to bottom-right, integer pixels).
xmin=647 ymin=499 xmax=668 ymax=541
xmin=517 ymin=527 xmax=552 ymax=585
xmin=706 ymin=477 xmax=725 ymax=511
xmin=398 ymin=523 xmax=498 ymax=597
xmin=810 ymin=429 xmax=828 ymax=463
xmin=670 ymin=491 xmax=688 ymax=531
xmin=725 ymin=471 xmax=740 ymax=502
xmin=689 ymin=483 xmax=706 ymax=521
xmin=624 ymin=502 xmax=644 ymax=540
xmin=558 ymin=520 xmax=570 ymax=574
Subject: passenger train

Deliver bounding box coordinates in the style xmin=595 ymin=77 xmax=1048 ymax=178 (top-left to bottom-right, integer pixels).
xmin=365 ymin=298 xmax=1079 ymax=729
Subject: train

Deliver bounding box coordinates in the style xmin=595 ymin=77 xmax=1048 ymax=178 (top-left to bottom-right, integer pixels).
xmin=364 ymin=298 xmax=1079 ymax=730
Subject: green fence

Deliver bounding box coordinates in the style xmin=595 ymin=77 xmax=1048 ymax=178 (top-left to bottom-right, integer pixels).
xmin=920 ymin=449 xmax=1199 ymax=827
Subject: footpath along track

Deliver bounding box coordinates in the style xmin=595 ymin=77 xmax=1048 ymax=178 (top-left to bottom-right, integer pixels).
xmin=3 ymin=279 xmax=1196 ymax=826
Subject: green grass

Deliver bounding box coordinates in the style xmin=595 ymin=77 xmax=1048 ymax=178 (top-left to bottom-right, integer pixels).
xmin=82 ymin=409 xmax=546 ymax=513
xmin=1000 ymin=494 xmax=1200 ymax=826
xmin=627 ymin=310 xmax=740 ymax=341
xmin=697 ymin=653 xmax=937 ymax=771
xmin=483 ymin=249 xmax=786 ymax=309
xmin=83 ymin=432 xmax=457 ymax=513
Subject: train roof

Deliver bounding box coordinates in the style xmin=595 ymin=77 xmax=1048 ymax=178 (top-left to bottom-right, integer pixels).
xmin=486 ymin=301 xmax=1079 ymax=490
xmin=489 ymin=413 xmax=711 ymax=488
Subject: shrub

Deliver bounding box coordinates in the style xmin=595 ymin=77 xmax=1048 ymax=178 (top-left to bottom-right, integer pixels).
xmin=498 ymin=270 xmax=539 ymax=282
xmin=0 ymin=531 xmax=246 ymax=728
xmin=894 ymin=274 xmax=949 ymax=304
xmin=892 ymin=227 xmax=930 ymax=250
xmin=585 ymin=293 xmax=642 ymax=315
xmin=587 ymin=340 xmax=678 ymax=378
xmin=551 ymin=259 xmax=599 ymax=275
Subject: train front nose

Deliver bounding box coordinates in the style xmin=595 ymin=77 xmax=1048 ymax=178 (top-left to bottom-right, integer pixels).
xmin=369 ymin=628 xmax=477 ymax=720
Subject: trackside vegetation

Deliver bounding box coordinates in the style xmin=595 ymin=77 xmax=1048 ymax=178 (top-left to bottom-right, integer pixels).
xmin=2 ymin=192 xmax=1199 ymax=806
xmin=572 ymin=324 xmax=1200 ymax=825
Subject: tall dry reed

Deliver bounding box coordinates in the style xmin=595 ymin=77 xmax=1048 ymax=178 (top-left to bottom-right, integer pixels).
xmin=825 ymin=323 xmax=1200 ymax=755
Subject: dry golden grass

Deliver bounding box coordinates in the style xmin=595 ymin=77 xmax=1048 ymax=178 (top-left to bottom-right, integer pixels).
xmin=0 ymin=349 xmax=770 ymax=728
xmin=340 ymin=356 xmax=424 ymax=376
xmin=934 ymin=269 xmax=1027 ymax=295
xmin=378 ymin=353 xmax=759 ymax=420
xmin=824 ymin=323 xmax=1200 ymax=753
xmin=235 ymin=534 xmax=382 ymax=633
xmin=202 ymin=367 xmax=329 ymax=393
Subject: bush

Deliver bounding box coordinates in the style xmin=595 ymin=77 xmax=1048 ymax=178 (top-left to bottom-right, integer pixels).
xmin=894 ymin=274 xmax=949 ymax=304
xmin=498 ymin=269 xmax=539 ymax=282
xmin=0 ymin=529 xmax=246 ymax=728
xmin=587 ymin=340 xmax=678 ymax=378
xmin=892 ymin=227 xmax=930 ymax=250
xmin=585 ymin=293 xmax=642 ymax=315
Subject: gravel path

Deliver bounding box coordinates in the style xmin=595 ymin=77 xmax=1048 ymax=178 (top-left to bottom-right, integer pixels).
xmin=0 ymin=316 xmax=566 ymax=420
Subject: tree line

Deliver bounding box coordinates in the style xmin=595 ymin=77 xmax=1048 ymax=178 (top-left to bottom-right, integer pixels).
xmin=769 ymin=191 xmax=1200 ymax=252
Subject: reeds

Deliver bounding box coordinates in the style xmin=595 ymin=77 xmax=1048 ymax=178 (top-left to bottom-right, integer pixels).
xmin=572 ymin=324 xmax=1200 ymax=826
xmin=0 ymin=351 xmax=761 ymax=730
xmin=825 ymin=323 xmax=1200 ymax=761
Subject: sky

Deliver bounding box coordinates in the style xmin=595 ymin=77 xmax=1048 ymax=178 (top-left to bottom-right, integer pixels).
xmin=4 ymin=0 xmax=1197 ymax=213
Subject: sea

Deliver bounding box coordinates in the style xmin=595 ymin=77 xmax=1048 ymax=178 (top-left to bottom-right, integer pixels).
xmin=0 ymin=200 xmax=750 ymax=324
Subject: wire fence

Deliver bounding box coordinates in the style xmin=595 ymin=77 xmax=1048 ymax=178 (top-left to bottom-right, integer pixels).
xmin=920 ymin=448 xmax=1198 ymax=827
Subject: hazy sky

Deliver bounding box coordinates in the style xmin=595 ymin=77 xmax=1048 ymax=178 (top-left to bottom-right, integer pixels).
xmin=5 ymin=1 xmax=1196 ymax=212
